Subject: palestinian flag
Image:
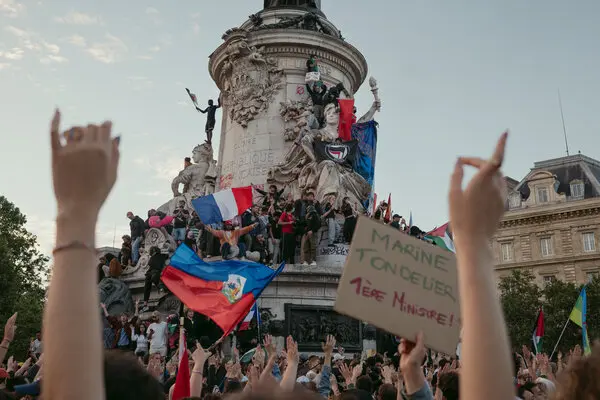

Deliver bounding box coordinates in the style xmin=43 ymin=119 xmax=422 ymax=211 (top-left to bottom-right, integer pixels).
xmin=425 ymin=223 xmax=455 ymax=253
xmin=532 ymin=307 xmax=544 ymax=354
xmin=185 ymin=88 xmax=199 ymax=108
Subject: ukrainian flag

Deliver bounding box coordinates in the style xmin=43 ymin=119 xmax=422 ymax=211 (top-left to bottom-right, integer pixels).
xmin=569 ymin=287 xmax=592 ymax=355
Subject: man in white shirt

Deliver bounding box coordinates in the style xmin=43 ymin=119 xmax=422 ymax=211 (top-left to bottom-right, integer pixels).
xmin=147 ymin=312 xmax=168 ymax=357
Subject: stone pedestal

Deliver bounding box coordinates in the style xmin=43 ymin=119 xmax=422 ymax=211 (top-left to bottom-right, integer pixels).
xmin=209 ymin=9 xmax=367 ymax=191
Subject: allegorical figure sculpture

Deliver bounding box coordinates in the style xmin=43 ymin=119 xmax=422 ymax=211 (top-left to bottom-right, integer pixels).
xmin=268 ymin=77 xmax=382 ymax=209
xmin=171 ymin=142 xmax=217 ymax=199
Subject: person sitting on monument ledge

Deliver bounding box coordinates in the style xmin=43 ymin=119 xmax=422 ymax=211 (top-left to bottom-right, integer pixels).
xmin=119 ymin=235 xmax=132 ymax=266
xmin=241 ymin=204 xmax=261 ymax=251
xmin=247 ymin=234 xmax=269 ymax=264
xmin=254 ymin=183 xmax=286 ymax=209
xmin=341 ymin=196 xmax=358 ymax=244
xmin=204 ymin=220 xmax=258 ymax=260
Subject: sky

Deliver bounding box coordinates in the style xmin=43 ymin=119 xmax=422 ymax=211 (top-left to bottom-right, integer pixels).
xmin=1 ymin=0 xmax=600 ymax=256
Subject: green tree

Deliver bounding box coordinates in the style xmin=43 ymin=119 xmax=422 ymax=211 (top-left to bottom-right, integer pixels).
xmin=0 ymin=196 xmax=49 ymax=358
xmin=499 ymin=270 xmax=542 ymax=350
xmin=542 ymin=280 xmax=580 ymax=354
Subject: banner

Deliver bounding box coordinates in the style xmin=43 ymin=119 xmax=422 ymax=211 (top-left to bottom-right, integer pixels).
xmin=313 ymin=139 xmax=358 ymax=168
xmin=351 ymin=120 xmax=377 ymax=187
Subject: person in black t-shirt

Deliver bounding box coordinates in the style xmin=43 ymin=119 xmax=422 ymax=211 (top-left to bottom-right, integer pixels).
xmin=172 ymin=200 xmax=189 ymax=244
xmin=141 ymin=246 xmax=167 ymax=312
xmin=322 ymin=194 xmax=340 ymax=247
xmin=269 ymin=211 xmax=282 ymax=265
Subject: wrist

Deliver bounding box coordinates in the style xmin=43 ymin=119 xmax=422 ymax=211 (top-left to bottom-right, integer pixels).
xmin=56 ymin=213 xmax=97 ymax=245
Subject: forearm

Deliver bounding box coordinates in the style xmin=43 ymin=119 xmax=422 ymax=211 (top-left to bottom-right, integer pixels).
xmin=190 ymin=369 xmax=204 ymax=397
xmin=43 ymin=213 xmax=104 ymax=400
xmin=280 ymin=361 xmax=298 ymax=391
xmin=0 ymin=340 xmax=9 ymax=364
xmin=403 ymin=365 xmax=426 ymax=395
xmin=456 ymin=243 xmax=513 ymax=400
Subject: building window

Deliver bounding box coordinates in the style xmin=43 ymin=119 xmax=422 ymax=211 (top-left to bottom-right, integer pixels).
xmin=587 ymin=272 xmax=599 ymax=283
xmin=508 ymin=193 xmax=521 ymax=209
xmin=583 ymin=232 xmax=596 ymax=252
xmin=540 ymin=237 xmax=553 ymax=257
xmin=571 ymin=181 xmax=584 ymax=199
xmin=543 ymin=275 xmax=556 ymax=285
xmin=501 ymin=242 xmax=513 ymax=262
xmin=536 ymin=187 xmax=549 ymax=204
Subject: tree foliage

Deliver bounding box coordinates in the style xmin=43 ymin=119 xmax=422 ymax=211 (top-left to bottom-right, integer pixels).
xmin=0 ymin=196 xmax=49 ymax=358
xmin=499 ymin=270 xmax=542 ymax=350
xmin=500 ymin=269 xmax=600 ymax=355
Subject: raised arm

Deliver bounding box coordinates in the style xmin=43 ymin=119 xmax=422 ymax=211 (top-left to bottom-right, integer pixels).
xmin=449 ymin=132 xmax=513 ymax=400
xmin=43 ymin=110 xmax=119 ymax=400
xmin=0 ymin=313 xmax=17 ymax=364
xmin=238 ymin=223 xmax=258 ymax=236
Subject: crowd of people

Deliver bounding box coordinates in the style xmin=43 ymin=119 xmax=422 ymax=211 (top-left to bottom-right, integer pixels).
xmin=3 ymin=113 xmax=600 ymax=400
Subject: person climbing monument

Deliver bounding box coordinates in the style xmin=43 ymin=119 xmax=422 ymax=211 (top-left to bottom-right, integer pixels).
xmin=306 ymin=81 xmax=328 ymax=127
xmin=196 ymin=94 xmax=222 ymax=144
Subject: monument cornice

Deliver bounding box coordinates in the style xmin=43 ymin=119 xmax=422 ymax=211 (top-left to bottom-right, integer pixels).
xmin=494 ymin=252 xmax=600 ymax=271
xmin=499 ymin=202 xmax=600 ymax=228
xmin=209 ymin=29 xmax=368 ymax=93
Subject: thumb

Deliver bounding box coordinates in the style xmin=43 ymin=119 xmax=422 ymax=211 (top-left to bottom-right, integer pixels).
xmin=448 ymin=159 xmax=464 ymax=209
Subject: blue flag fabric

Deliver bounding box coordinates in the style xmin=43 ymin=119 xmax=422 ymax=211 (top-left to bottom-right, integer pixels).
xmin=351 ymin=120 xmax=378 ymax=210
xmin=351 ymin=120 xmax=378 ymax=187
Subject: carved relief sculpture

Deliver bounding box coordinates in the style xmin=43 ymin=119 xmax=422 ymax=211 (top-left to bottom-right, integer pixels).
xmin=268 ymin=77 xmax=382 ymax=208
xmin=219 ymin=33 xmax=284 ymax=127
xmin=279 ymin=99 xmax=312 ymax=142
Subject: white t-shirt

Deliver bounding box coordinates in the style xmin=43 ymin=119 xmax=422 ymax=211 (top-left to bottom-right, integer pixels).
xmin=148 ymin=321 xmax=168 ymax=349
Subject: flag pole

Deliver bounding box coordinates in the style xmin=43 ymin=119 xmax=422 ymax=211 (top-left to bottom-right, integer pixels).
xmin=550 ymin=318 xmax=570 ymax=359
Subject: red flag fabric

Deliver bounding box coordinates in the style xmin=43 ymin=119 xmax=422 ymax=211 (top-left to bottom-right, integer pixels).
xmin=338 ymin=99 xmax=355 ymax=141
xmin=372 ymin=193 xmax=378 ymax=215
xmin=384 ymin=194 xmax=392 ymax=223
xmin=172 ymin=333 xmax=190 ymax=400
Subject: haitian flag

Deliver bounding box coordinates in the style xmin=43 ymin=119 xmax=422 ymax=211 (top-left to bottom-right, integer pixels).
xmin=313 ymin=139 xmax=358 ymax=168
xmin=351 ymin=120 xmax=377 ymax=187
xmin=161 ymin=245 xmax=285 ymax=338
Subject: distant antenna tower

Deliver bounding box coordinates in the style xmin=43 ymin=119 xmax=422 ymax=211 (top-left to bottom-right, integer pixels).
xmin=558 ymin=89 xmax=570 ymax=156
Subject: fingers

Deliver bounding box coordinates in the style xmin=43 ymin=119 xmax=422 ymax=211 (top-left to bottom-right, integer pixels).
xmin=50 ymin=109 xmax=62 ymax=152
xmin=480 ymin=131 xmax=508 ymax=177
xmin=448 ymin=159 xmax=464 ymax=205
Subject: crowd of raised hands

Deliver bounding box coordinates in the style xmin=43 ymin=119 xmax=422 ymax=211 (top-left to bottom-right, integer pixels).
xmin=0 ymin=112 xmax=595 ymax=400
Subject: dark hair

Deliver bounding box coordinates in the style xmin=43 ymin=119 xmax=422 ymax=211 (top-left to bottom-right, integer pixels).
xmin=437 ymin=371 xmax=459 ymax=400
xmin=377 ymin=383 xmax=396 ymax=400
xmin=341 ymin=389 xmax=373 ymax=400
xmin=518 ymin=382 xmax=537 ymax=398
xmin=224 ymin=379 xmax=242 ymax=394
xmin=285 ymin=204 xmax=293 ymax=212
xmin=269 ymin=185 xmax=277 ymax=190
xmin=356 ymin=375 xmax=373 ymax=393
xmin=185 ymin=157 xmax=191 ymax=162
xmin=104 ymin=351 xmax=164 ymax=400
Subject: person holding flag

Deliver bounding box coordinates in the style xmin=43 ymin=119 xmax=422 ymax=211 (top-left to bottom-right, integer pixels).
xmin=532 ymin=307 xmax=544 ymax=354
xmin=550 ymin=286 xmax=592 ymax=358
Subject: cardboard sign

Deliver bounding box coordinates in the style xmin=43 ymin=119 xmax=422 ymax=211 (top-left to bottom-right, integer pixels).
xmin=305 ymin=72 xmax=321 ymax=83
xmin=334 ymin=216 xmax=461 ymax=354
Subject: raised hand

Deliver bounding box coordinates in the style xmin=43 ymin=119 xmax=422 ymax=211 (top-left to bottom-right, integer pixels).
xmin=191 ymin=341 xmax=211 ymax=370
xmin=322 ymin=334 xmax=336 ymax=355
xmin=382 ymin=365 xmax=394 ymax=384
xmin=449 ymin=132 xmax=508 ymax=241
xmin=339 ymin=362 xmax=352 ymax=385
xmin=286 ymin=336 xmax=299 ymax=364
xmin=263 ymin=334 xmax=277 ymax=359
xmin=3 ymin=312 xmax=17 ymax=343
xmin=253 ymin=344 xmax=266 ymax=367
xmin=50 ymin=110 xmax=119 ymax=217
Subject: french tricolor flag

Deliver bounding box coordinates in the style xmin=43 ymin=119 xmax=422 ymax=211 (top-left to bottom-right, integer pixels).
xmin=191 ymin=186 xmax=254 ymax=225
xmin=239 ymin=302 xmax=261 ymax=331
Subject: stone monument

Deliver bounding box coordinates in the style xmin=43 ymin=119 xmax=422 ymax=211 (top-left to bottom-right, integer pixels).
xmin=206 ymin=0 xmax=382 ymax=353
xmin=109 ymin=0 xmax=384 ymax=354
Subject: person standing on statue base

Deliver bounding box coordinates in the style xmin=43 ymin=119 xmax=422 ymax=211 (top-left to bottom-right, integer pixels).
xmin=300 ymin=205 xmax=320 ymax=266
xmin=197 ymin=94 xmax=222 ymax=144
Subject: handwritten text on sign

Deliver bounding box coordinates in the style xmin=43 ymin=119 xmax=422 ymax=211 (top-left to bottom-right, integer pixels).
xmin=334 ymin=216 xmax=461 ymax=354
